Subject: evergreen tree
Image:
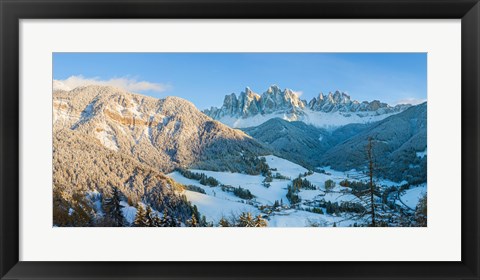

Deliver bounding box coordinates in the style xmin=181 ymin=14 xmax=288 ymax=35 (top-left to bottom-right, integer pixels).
xmin=218 ymin=217 xmax=230 ymax=227
xmin=103 ymin=186 xmax=125 ymax=227
xmin=238 ymin=212 xmax=255 ymax=227
xmin=286 ymin=185 xmax=301 ymax=204
xmin=160 ymin=208 xmax=178 ymax=227
xmin=145 ymin=206 xmax=156 ymax=227
xmin=187 ymin=214 xmax=198 ymax=227
xmin=254 ymin=215 xmax=268 ymax=227
xmin=53 ymin=188 xmax=95 ymax=227
xmin=324 ymin=179 xmax=335 ymax=191
xmin=53 ymin=187 xmax=70 ymax=226
xmin=134 ymin=204 xmax=148 ymax=227
xmin=200 ymin=215 xmax=208 ymax=227
xmin=414 ymin=194 xmax=427 ymax=226
xmin=70 ymin=192 xmax=95 ymax=226
xmin=192 ymin=205 xmax=200 ymax=222
xmin=273 ymin=200 xmax=280 ymax=208
xmin=151 ymin=211 xmax=162 ymax=227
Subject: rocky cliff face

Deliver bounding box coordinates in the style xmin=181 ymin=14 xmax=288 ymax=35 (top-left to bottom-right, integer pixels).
xmin=307 ymin=91 xmax=409 ymax=114
xmin=203 ymin=86 xmax=411 ymax=128
xmin=204 ymin=85 xmax=306 ymax=120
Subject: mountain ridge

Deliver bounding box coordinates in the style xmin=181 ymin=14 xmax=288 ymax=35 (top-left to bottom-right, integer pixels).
xmin=242 ymin=102 xmax=427 ymax=184
xmin=204 ymin=85 xmax=412 ymax=128
xmin=53 ymin=85 xmax=271 ymax=173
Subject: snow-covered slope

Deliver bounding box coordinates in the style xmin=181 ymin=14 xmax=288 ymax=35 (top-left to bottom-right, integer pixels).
xmin=320 ymin=102 xmax=427 ymax=183
xmin=53 ymin=85 xmax=271 ymax=226
xmin=399 ymin=184 xmax=427 ymax=209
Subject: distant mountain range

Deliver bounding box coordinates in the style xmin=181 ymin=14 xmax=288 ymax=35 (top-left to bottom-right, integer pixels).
xmin=320 ymin=102 xmax=427 ymax=183
xmin=54 ymin=85 xmax=426 ymax=185
xmin=204 ymin=85 xmax=411 ymax=128
xmin=243 ymin=103 xmax=427 ymax=184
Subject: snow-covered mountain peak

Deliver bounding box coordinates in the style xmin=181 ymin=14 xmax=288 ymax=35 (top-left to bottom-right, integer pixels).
xmin=204 ymin=85 xmax=306 ymax=121
xmin=203 ymin=86 xmax=412 ymax=128
xmin=240 ymin=87 xmax=261 ymax=100
xmin=266 ymin=84 xmax=281 ymax=93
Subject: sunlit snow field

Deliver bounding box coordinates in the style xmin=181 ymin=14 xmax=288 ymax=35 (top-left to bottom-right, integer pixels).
xmin=167 ymin=155 xmax=426 ymax=227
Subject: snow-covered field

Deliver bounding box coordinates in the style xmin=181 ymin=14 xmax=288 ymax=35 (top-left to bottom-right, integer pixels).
xmin=183 ymin=191 xmax=260 ymax=222
xmin=166 ymin=155 xmax=423 ymax=227
xmin=399 ymin=184 xmax=427 ymax=209
xmin=217 ymin=110 xmax=399 ymax=130
xmin=120 ymin=201 xmax=137 ymax=224
xmin=264 ymin=155 xmax=307 ymax=178
xmin=180 ymin=169 xmax=288 ymax=206
xmin=303 ymin=110 xmax=399 ymax=130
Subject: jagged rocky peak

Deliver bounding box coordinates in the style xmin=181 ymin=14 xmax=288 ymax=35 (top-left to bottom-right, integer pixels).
xmin=307 ymin=90 xmax=409 ymax=114
xmin=205 ymin=85 xmax=306 ymax=119
xmin=260 ymin=85 xmax=304 ymax=114
xmin=202 ymin=86 xmax=414 ymax=128
xmin=207 ymin=85 xmax=408 ymax=118
xmin=243 ymin=86 xmax=260 ymax=99
xmin=309 ymin=90 xmax=354 ymax=112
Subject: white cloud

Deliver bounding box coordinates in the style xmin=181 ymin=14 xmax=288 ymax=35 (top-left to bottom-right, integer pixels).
xmin=292 ymin=90 xmax=304 ymax=97
xmin=53 ymin=75 xmax=170 ymax=93
xmin=394 ymin=97 xmax=427 ymax=105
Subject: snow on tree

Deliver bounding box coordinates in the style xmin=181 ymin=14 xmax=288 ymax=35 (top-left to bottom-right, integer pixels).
xmin=151 ymin=212 xmax=162 ymax=227
xmin=186 ymin=214 xmax=198 ymax=227
xmin=145 ymin=206 xmax=154 ymax=227
xmin=160 ymin=208 xmax=178 ymax=227
xmin=254 ymin=215 xmax=268 ymax=227
xmin=237 ymin=212 xmax=255 ymax=227
xmin=218 ymin=217 xmax=230 ymax=227
xmin=133 ymin=204 xmax=148 ymax=227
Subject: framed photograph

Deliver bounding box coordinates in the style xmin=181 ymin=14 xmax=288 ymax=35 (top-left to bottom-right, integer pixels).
xmin=1 ymin=0 xmax=479 ymax=279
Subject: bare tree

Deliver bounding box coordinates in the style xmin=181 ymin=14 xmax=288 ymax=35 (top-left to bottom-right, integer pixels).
xmin=366 ymin=137 xmax=376 ymax=227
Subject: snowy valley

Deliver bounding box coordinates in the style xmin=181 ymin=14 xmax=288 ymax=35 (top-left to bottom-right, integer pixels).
xmin=53 ymin=85 xmax=427 ymax=227
xmin=168 ymin=155 xmax=426 ymax=227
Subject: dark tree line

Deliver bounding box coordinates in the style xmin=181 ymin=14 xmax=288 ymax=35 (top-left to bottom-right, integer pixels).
xmin=218 ymin=212 xmax=267 ymax=227
xmin=219 ymin=185 xmax=254 ymax=200
xmin=286 ymin=185 xmax=301 ymax=205
xmin=53 ymin=184 xmax=203 ymax=227
xmin=183 ymin=185 xmax=206 ymax=194
xmin=242 ymin=156 xmax=271 ymax=176
xmin=291 ymin=176 xmax=317 ymax=191
xmin=53 ymin=187 xmax=95 ymax=227
xmin=133 ymin=204 xmax=180 ymax=227
xmin=177 ymin=169 xmax=219 ymax=187
xmin=232 ymin=186 xmax=254 ymax=200
xmin=319 ymin=200 xmax=366 ymax=215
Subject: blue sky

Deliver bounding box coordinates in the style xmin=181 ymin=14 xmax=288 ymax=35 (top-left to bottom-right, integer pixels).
xmin=53 ymin=53 xmax=427 ymax=110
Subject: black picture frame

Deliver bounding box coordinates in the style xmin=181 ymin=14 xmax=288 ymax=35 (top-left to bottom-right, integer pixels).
xmin=1 ymin=0 xmax=479 ymax=279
